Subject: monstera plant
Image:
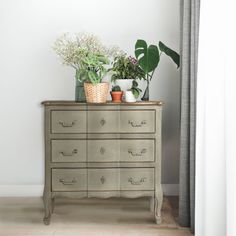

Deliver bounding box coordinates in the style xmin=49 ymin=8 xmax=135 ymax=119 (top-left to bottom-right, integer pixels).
xmin=135 ymin=39 xmax=180 ymax=101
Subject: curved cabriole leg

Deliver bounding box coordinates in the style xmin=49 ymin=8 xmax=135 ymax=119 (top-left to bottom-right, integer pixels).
xmin=51 ymin=198 xmax=55 ymax=214
xmin=43 ymin=192 xmax=52 ymax=225
xmin=154 ymin=189 xmax=163 ymax=224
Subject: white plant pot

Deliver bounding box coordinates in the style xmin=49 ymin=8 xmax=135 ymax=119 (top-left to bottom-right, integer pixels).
xmin=115 ymin=79 xmax=133 ymax=92
xmin=125 ymin=91 xmax=136 ymax=103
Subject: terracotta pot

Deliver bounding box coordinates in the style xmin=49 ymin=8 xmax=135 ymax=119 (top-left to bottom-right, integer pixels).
xmin=110 ymin=91 xmax=123 ymax=103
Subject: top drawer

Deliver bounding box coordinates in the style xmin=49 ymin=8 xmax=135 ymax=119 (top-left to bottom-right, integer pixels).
xmin=120 ymin=110 xmax=155 ymax=133
xmin=88 ymin=110 xmax=155 ymax=133
xmin=51 ymin=111 xmax=86 ymax=134
xmin=50 ymin=109 xmax=156 ymax=134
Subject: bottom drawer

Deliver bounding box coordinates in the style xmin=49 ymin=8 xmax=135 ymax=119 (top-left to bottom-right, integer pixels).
xmin=52 ymin=169 xmax=87 ymax=191
xmin=121 ymin=168 xmax=154 ymax=191
xmin=88 ymin=169 xmax=119 ymax=191
xmin=51 ymin=168 xmax=154 ymax=192
xmin=88 ymin=168 xmax=154 ymax=191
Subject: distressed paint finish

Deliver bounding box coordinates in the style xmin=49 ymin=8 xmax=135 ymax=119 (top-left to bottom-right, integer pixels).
xmin=42 ymin=101 xmax=163 ymax=225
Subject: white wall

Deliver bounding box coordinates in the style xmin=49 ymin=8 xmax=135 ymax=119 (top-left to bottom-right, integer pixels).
xmin=0 ymin=0 xmax=180 ymax=193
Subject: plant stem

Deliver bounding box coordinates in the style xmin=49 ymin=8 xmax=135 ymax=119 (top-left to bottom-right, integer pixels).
xmin=149 ymin=69 xmax=155 ymax=81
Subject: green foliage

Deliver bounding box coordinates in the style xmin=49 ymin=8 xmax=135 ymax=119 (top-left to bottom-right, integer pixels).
xmin=111 ymin=85 xmax=121 ymax=92
xmin=159 ymin=41 xmax=180 ymax=68
xmin=110 ymin=55 xmax=145 ymax=82
xmin=135 ymin=39 xmax=180 ymax=81
xmin=135 ymin=40 xmax=160 ymax=75
xmin=76 ymin=52 xmax=110 ymax=84
xmin=130 ymin=80 xmax=142 ymax=99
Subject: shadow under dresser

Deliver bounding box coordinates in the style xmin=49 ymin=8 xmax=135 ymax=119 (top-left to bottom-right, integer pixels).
xmin=41 ymin=101 xmax=163 ymax=225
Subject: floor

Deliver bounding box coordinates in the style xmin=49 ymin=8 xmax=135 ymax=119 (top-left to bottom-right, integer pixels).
xmin=0 ymin=197 xmax=193 ymax=236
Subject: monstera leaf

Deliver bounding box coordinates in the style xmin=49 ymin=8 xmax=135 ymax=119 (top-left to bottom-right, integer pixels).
xmin=159 ymin=41 xmax=180 ymax=68
xmin=135 ymin=39 xmax=160 ymax=75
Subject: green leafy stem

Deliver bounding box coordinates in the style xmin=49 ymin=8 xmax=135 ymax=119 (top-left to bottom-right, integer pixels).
xmin=135 ymin=39 xmax=180 ymax=82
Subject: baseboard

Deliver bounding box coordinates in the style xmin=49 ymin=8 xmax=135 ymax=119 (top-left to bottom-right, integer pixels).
xmin=0 ymin=184 xmax=179 ymax=197
xmin=0 ymin=185 xmax=44 ymax=197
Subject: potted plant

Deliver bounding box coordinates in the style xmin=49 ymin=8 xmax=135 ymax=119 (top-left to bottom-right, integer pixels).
xmin=135 ymin=39 xmax=180 ymax=101
xmin=124 ymin=80 xmax=142 ymax=103
xmin=78 ymin=52 xmax=110 ymax=103
xmin=110 ymin=85 xmax=123 ymax=103
xmin=53 ymin=32 xmax=122 ymax=102
xmin=124 ymin=90 xmax=136 ymax=103
xmin=110 ymin=55 xmax=145 ymax=95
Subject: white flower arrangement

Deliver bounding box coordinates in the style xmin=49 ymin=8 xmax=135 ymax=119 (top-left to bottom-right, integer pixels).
xmin=53 ymin=32 xmax=125 ymax=70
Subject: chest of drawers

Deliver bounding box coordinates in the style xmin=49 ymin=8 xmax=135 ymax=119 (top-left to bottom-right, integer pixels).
xmin=42 ymin=101 xmax=163 ymax=225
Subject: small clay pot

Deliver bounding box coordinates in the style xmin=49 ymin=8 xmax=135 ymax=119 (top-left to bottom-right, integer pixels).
xmin=110 ymin=91 xmax=123 ymax=103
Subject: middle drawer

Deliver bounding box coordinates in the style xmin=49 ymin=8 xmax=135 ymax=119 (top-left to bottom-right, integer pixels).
xmin=88 ymin=139 xmax=155 ymax=162
xmin=51 ymin=140 xmax=86 ymax=163
xmin=51 ymin=139 xmax=155 ymax=163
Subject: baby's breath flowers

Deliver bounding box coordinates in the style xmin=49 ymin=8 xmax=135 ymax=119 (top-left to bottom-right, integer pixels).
xmin=53 ymin=32 xmax=124 ymax=70
xmin=53 ymin=32 xmax=125 ymax=85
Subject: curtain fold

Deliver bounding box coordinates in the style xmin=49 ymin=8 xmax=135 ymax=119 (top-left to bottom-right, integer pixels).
xmin=179 ymin=0 xmax=200 ymax=232
xmin=195 ymin=0 xmax=235 ymax=235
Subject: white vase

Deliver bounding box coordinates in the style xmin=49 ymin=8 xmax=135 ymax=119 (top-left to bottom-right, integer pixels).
xmin=125 ymin=91 xmax=136 ymax=103
xmin=115 ymin=79 xmax=133 ymax=92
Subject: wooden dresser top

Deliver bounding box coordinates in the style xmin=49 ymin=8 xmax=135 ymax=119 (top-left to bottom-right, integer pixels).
xmin=41 ymin=100 xmax=163 ymax=106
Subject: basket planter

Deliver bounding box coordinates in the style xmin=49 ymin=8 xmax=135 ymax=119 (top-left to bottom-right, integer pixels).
xmin=84 ymin=82 xmax=109 ymax=103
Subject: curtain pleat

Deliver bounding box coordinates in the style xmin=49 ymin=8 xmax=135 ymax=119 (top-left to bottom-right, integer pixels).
xmin=179 ymin=0 xmax=200 ymax=232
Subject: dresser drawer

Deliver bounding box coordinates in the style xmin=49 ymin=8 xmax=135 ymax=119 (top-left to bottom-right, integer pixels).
xmin=120 ymin=110 xmax=155 ymax=133
xmin=88 ymin=140 xmax=119 ymax=162
xmin=87 ymin=110 xmax=155 ymax=133
xmin=51 ymin=140 xmax=86 ymax=163
xmin=87 ymin=139 xmax=155 ymax=162
xmin=88 ymin=169 xmax=119 ymax=191
xmin=51 ymin=111 xmax=86 ymax=133
xmin=87 ymin=110 xmax=119 ymax=133
xmin=120 ymin=140 xmax=155 ymax=162
xmin=52 ymin=169 xmax=87 ymax=191
xmin=120 ymin=168 xmax=154 ymax=191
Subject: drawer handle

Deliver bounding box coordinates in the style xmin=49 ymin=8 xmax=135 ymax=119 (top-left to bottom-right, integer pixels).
xmin=59 ymin=121 xmax=75 ymax=127
xmin=128 ymin=120 xmax=146 ymax=127
xmin=100 ymin=176 xmax=105 ymax=184
xmin=128 ymin=177 xmax=146 ymax=185
xmin=100 ymin=147 xmax=106 ymax=155
xmin=59 ymin=178 xmax=77 ymax=185
xmin=128 ymin=148 xmax=147 ymax=157
xmin=100 ymin=119 xmax=106 ymax=126
xmin=59 ymin=149 xmax=78 ymax=157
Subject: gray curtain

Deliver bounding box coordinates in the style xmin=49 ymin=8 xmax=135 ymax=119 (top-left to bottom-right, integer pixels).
xmin=179 ymin=0 xmax=200 ymax=232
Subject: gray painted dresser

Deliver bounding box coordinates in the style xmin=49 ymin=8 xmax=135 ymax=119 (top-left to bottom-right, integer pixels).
xmin=42 ymin=101 xmax=163 ymax=225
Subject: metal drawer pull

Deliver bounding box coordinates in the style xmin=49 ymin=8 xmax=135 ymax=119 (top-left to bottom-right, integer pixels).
xmin=100 ymin=119 xmax=106 ymax=126
xmin=128 ymin=120 xmax=146 ymax=127
xmin=59 ymin=178 xmax=77 ymax=185
xmin=100 ymin=147 xmax=106 ymax=155
xmin=59 ymin=149 xmax=78 ymax=156
xmin=100 ymin=176 xmax=105 ymax=184
xmin=59 ymin=121 xmax=75 ymax=127
xmin=128 ymin=148 xmax=147 ymax=156
xmin=128 ymin=177 xmax=146 ymax=185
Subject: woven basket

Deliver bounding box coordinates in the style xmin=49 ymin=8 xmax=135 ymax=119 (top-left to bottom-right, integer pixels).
xmin=84 ymin=82 xmax=109 ymax=103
